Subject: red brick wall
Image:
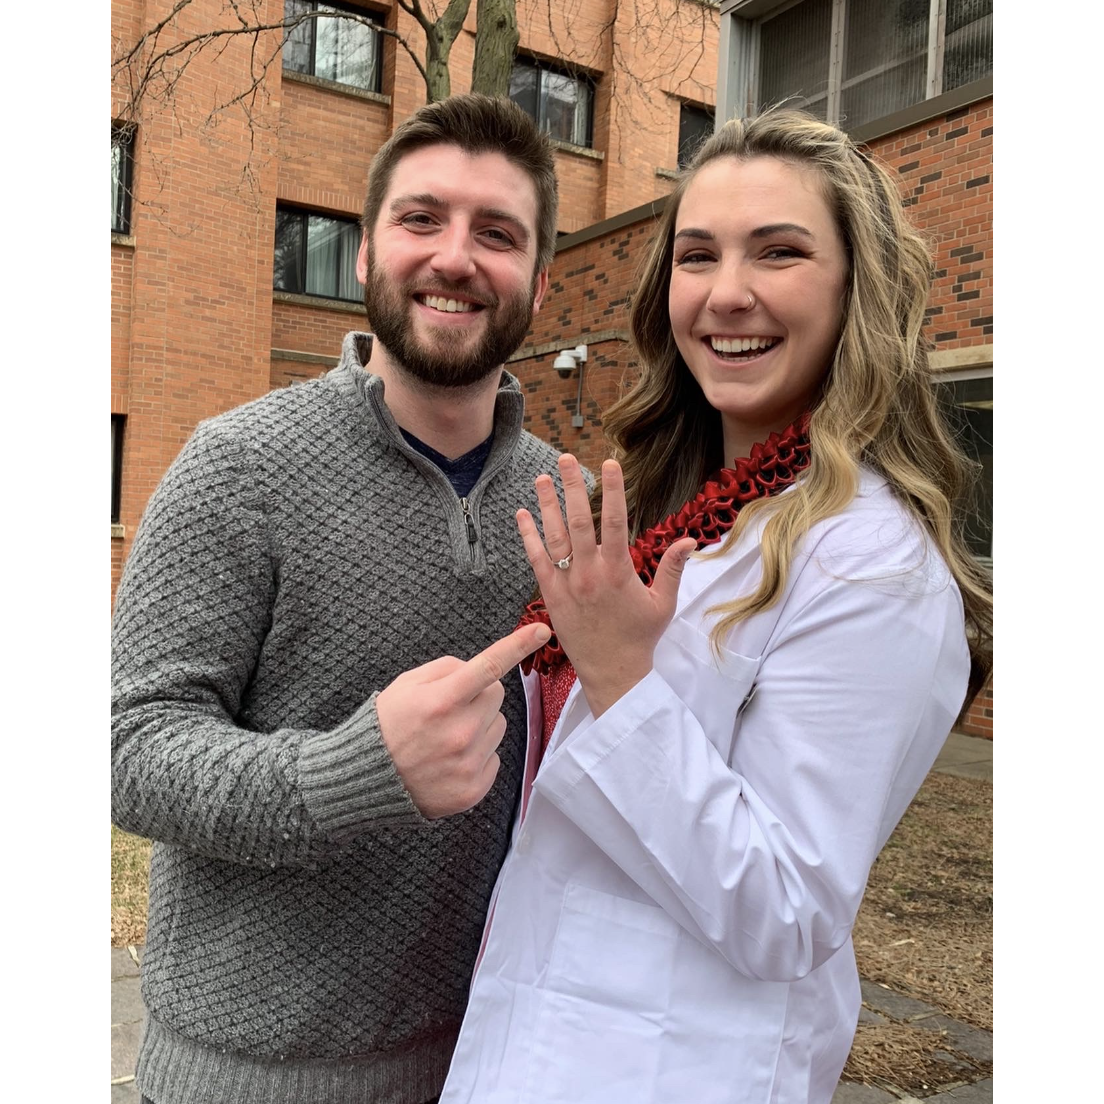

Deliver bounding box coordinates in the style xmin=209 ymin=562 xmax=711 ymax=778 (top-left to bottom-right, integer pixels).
xmin=111 ymin=0 xmax=992 ymax=738
xmin=277 ymin=77 xmax=390 ymax=211
xmin=959 ymin=677 xmax=993 ymax=740
xmin=864 ymin=101 xmax=994 ymax=348
xmin=111 ymin=0 xmax=285 ymax=599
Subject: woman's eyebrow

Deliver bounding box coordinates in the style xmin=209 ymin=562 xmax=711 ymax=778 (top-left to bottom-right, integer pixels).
xmin=673 ymin=228 xmax=714 ymax=242
xmin=750 ymin=222 xmax=815 ymax=239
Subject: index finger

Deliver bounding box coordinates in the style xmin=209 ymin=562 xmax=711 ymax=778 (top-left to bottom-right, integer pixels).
xmin=451 ymin=622 xmax=552 ymax=700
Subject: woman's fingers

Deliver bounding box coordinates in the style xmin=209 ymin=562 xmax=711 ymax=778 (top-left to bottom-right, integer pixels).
xmin=516 ymin=509 xmax=554 ymax=586
xmin=534 ymin=474 xmax=571 ymax=563
xmin=599 ymin=459 xmax=630 ymax=560
xmin=558 ymin=454 xmax=597 ymax=560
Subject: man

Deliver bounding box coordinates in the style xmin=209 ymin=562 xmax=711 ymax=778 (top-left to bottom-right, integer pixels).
xmin=112 ymin=95 xmax=566 ymax=1104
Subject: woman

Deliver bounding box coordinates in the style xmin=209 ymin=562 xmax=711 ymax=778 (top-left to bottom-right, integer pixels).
xmin=439 ymin=110 xmax=992 ymax=1104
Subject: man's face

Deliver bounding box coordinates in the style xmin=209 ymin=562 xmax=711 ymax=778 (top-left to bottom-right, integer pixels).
xmin=357 ymin=144 xmax=550 ymax=389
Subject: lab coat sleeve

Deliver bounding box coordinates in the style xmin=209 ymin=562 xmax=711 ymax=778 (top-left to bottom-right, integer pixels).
xmin=533 ymin=525 xmax=970 ymax=983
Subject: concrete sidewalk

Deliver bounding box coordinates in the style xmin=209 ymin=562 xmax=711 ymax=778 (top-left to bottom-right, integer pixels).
xmin=111 ymin=732 xmax=993 ymax=1102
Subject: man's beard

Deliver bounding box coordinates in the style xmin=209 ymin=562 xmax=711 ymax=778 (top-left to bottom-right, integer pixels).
xmin=363 ymin=254 xmax=536 ymax=390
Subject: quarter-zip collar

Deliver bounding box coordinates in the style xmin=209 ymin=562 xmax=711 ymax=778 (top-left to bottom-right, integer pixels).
xmin=331 ymin=331 xmax=527 ymax=574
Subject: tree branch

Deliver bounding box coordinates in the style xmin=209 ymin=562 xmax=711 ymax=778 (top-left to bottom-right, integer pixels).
xmin=114 ymin=8 xmax=431 ymax=123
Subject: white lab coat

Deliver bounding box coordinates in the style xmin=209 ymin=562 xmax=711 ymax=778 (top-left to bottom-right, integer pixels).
xmin=440 ymin=470 xmax=970 ymax=1104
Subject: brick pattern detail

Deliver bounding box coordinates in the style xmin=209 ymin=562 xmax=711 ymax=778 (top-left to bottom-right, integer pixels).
xmin=875 ymin=101 xmax=994 ymax=345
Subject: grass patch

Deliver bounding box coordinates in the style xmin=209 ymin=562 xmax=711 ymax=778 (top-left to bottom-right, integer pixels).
xmin=852 ymin=771 xmax=993 ymax=1030
xmin=111 ymin=825 xmax=151 ymax=947
xmin=843 ymin=769 xmax=993 ymax=1095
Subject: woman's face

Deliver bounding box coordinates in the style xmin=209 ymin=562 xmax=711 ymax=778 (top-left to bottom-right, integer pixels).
xmin=668 ymin=155 xmax=849 ymax=461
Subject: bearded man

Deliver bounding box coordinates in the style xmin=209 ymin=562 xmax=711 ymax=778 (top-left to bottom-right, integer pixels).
xmin=112 ymin=95 xmax=566 ymax=1104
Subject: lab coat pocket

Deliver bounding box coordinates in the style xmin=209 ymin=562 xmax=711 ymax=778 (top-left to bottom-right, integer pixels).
xmin=663 ymin=616 xmax=760 ymax=763
xmin=522 ymin=883 xmax=680 ymax=1104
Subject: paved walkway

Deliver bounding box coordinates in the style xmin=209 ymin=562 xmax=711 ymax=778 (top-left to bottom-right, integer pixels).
xmin=111 ymin=732 xmax=993 ymax=1102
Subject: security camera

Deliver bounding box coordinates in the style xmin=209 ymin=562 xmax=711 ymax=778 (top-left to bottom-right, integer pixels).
xmin=553 ymin=352 xmax=578 ymax=378
xmin=552 ymin=345 xmax=587 ymax=379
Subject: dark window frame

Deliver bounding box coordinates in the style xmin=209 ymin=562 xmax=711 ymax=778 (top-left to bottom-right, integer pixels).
xmin=677 ymin=102 xmax=715 ymax=170
xmin=282 ymin=1 xmax=384 ymax=94
xmin=111 ymin=122 xmax=134 ymax=235
xmin=509 ymin=56 xmax=596 ymax=149
xmin=273 ymin=205 xmax=363 ymax=303
xmin=112 ymin=414 xmax=126 ymax=523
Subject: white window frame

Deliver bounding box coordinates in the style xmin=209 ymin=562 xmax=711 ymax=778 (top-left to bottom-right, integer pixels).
xmin=717 ymin=0 xmax=990 ymax=131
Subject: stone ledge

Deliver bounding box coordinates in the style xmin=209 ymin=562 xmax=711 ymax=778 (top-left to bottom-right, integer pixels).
xmin=273 ymin=290 xmax=367 ymax=315
xmin=111 ymin=233 xmax=136 ymax=248
xmin=550 ymin=138 xmax=604 ymax=161
xmin=271 ymin=348 xmax=339 ymax=366
xmin=930 ymin=344 xmax=993 ymax=374
xmin=281 ymin=69 xmax=390 ymax=106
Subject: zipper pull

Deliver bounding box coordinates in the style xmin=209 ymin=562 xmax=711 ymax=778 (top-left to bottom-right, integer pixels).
xmin=460 ymin=497 xmax=478 ymax=550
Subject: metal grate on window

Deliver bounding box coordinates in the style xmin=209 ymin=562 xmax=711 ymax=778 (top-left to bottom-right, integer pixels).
xmin=759 ymin=0 xmax=832 ymax=120
xmin=841 ymin=0 xmax=929 ymax=130
xmin=749 ymin=0 xmax=993 ymax=132
xmin=943 ymin=0 xmax=993 ymax=92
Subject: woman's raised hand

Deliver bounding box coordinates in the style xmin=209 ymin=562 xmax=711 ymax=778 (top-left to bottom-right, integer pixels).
xmin=516 ymin=455 xmax=696 ymax=717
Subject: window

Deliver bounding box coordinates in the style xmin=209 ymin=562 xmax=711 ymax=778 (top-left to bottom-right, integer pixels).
xmin=933 ymin=375 xmax=992 ymax=563
xmin=111 ymin=123 xmax=134 ymax=235
xmin=678 ymin=103 xmax=715 ymax=170
xmin=509 ymin=58 xmax=594 ymax=149
xmin=112 ymin=415 xmax=126 ymax=523
xmin=736 ymin=0 xmax=992 ymax=131
xmin=283 ymin=1 xmax=382 ymax=93
xmin=274 ymin=207 xmax=361 ymax=301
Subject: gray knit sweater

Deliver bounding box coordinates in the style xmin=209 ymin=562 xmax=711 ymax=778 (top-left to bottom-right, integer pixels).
xmin=111 ymin=332 xmax=565 ymax=1104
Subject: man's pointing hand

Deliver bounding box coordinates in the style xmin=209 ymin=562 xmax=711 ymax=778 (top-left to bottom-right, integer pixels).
xmin=377 ymin=622 xmax=552 ymax=818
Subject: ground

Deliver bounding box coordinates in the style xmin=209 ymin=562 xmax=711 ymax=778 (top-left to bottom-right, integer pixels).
xmin=843 ymin=770 xmax=992 ymax=1094
xmin=110 ymin=769 xmax=992 ymax=1095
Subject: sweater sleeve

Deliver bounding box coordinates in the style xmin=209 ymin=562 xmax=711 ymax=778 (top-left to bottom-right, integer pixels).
xmin=111 ymin=419 xmax=425 ymax=869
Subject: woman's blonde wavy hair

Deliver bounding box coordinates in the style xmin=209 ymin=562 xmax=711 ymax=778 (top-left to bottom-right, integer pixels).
xmin=594 ymin=108 xmax=992 ymax=703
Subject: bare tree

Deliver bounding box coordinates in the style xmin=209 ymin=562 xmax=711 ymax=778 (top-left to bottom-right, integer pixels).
xmin=112 ymin=0 xmax=530 ymax=128
xmin=113 ymin=0 xmax=716 ymax=133
xmin=111 ymin=0 xmax=717 ymax=224
xmin=471 ymin=0 xmax=519 ymax=97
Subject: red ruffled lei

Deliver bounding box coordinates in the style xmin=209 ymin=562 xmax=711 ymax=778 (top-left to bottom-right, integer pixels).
xmin=517 ymin=413 xmax=812 ymax=678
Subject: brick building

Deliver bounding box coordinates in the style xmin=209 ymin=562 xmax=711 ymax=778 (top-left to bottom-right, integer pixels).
xmin=111 ymin=0 xmax=993 ymax=734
